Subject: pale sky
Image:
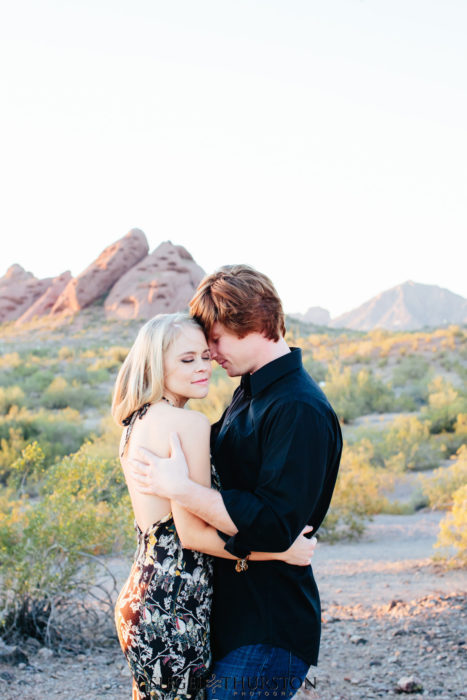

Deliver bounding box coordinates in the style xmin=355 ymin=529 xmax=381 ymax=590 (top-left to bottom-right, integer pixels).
xmin=1 ymin=0 xmax=466 ymax=318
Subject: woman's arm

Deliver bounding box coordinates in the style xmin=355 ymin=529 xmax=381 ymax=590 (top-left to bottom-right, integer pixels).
xmin=170 ymin=413 xmax=316 ymax=565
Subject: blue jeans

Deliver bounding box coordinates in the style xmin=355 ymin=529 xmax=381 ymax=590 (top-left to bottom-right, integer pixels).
xmin=206 ymin=644 xmax=310 ymax=699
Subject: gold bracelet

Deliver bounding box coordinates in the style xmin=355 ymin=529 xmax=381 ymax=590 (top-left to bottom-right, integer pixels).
xmin=235 ymin=556 xmax=249 ymax=572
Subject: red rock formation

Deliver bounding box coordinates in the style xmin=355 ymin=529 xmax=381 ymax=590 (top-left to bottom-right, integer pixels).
xmin=16 ymin=271 xmax=72 ymax=324
xmin=51 ymin=228 xmax=149 ymax=315
xmin=0 ymin=265 xmax=53 ymax=323
xmin=105 ymin=241 xmax=205 ymax=319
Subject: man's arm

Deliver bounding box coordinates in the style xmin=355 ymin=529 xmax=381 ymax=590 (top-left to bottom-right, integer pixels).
xmin=174 ymin=478 xmax=238 ymax=536
xmin=219 ymin=401 xmax=332 ymax=557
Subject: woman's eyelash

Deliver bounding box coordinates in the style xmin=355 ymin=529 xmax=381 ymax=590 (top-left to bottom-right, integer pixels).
xmin=181 ymin=355 xmax=211 ymax=363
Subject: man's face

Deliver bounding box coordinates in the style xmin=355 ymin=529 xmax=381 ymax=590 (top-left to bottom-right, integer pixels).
xmin=208 ymin=322 xmax=264 ymax=376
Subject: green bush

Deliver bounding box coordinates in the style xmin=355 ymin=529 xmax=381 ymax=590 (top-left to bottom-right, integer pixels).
xmin=88 ymin=346 xmax=129 ymax=372
xmin=0 ymin=444 xmax=133 ymax=648
xmin=320 ymin=440 xmax=391 ymax=541
xmin=434 ymin=483 xmax=467 ymax=567
xmin=0 ymin=386 xmax=25 ymax=413
xmin=0 ymin=428 xmax=28 ymax=483
xmin=0 ymin=406 xmax=90 ymax=462
xmin=302 ymin=354 xmax=327 ymax=383
xmin=324 ymin=364 xmax=396 ymax=422
xmin=7 ymin=442 xmax=47 ymax=494
xmin=22 ymin=369 xmax=56 ymax=397
xmin=420 ymin=446 xmax=467 ymax=510
xmin=392 ymin=356 xmax=431 ymax=386
xmin=40 ymin=377 xmax=101 ymax=411
xmin=351 ymin=415 xmax=445 ymax=472
xmin=58 ymin=346 xmax=74 ymax=360
xmin=383 ymin=415 xmax=444 ymax=471
xmin=0 ymin=352 xmax=21 ymax=369
xmin=422 ymin=377 xmax=467 ymax=433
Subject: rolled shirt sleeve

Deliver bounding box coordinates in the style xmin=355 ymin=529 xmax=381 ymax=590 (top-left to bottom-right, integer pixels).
xmin=219 ymin=401 xmax=330 ymax=558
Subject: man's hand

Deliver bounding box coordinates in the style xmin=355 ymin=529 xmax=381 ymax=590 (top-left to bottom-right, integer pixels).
xmin=129 ymin=433 xmax=190 ymax=500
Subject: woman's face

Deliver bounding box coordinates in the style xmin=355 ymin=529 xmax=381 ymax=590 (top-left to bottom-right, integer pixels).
xmin=163 ymin=325 xmax=212 ymax=407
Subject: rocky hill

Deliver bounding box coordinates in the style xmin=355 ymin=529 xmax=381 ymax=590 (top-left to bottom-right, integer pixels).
xmin=330 ymin=281 xmax=467 ymax=331
xmin=289 ymin=306 xmax=331 ymax=326
xmin=0 ymin=230 xmax=206 ymax=325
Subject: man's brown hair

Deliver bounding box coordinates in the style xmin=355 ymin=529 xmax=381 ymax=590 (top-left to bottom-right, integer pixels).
xmin=189 ymin=264 xmax=286 ymax=341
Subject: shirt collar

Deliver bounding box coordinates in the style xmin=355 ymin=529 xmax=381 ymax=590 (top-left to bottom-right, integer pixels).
xmin=241 ymin=347 xmax=302 ymax=397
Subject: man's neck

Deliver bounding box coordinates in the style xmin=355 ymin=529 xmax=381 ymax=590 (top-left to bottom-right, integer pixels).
xmin=250 ymin=337 xmax=290 ymax=374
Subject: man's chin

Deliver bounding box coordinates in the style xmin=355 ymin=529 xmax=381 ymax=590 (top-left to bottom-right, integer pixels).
xmin=225 ymin=367 xmax=240 ymax=377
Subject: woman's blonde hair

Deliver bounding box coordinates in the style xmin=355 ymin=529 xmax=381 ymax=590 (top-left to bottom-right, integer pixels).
xmin=111 ymin=313 xmax=203 ymax=426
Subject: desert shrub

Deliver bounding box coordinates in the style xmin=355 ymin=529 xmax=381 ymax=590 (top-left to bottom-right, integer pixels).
xmin=355 ymin=369 xmax=396 ymax=413
xmin=62 ymin=364 xmax=90 ymax=384
xmin=420 ymin=446 xmax=467 ymax=510
xmin=0 ymin=445 xmax=132 ymax=648
xmin=58 ymin=346 xmax=74 ymax=360
xmin=302 ymin=355 xmax=327 ymax=383
xmin=6 ymin=441 xmax=47 ymax=494
xmin=383 ymin=415 xmax=444 ymax=471
xmin=324 ymin=364 xmax=396 ymax=422
xmin=86 ymin=367 xmax=112 ymax=384
xmin=392 ymin=356 xmax=432 ymax=408
xmin=0 ymin=428 xmax=28 ymax=483
xmin=0 ymin=386 xmax=25 ymax=413
xmin=21 ymin=369 xmax=56 ymax=397
xmin=392 ymin=356 xmax=430 ymax=386
xmin=350 ymin=414 xmax=445 ymax=472
xmin=0 ymin=352 xmax=21 ymax=369
xmin=40 ymin=377 xmax=101 ymax=411
xmin=434 ymin=484 xmax=467 ymax=567
xmin=322 ymin=365 xmax=359 ymax=422
xmin=30 ymin=347 xmax=52 ymax=358
xmin=423 ymin=377 xmax=467 ymax=433
xmin=320 ymin=440 xmax=391 ymax=541
xmin=88 ymin=346 xmax=129 ymax=372
xmin=0 ymin=406 xmax=90 ymax=462
xmin=445 ymin=414 xmax=467 ymax=453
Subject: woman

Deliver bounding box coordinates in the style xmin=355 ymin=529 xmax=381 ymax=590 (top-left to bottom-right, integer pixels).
xmin=112 ymin=313 xmax=315 ymax=700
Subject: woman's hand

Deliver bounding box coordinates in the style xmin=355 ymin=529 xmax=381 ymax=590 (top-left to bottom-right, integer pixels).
xmin=276 ymin=525 xmax=317 ymax=566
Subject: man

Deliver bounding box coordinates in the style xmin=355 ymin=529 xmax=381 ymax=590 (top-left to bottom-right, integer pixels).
xmin=130 ymin=265 xmax=342 ymax=698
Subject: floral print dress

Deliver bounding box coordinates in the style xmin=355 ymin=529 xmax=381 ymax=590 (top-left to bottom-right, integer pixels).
xmin=115 ymin=405 xmax=219 ymax=699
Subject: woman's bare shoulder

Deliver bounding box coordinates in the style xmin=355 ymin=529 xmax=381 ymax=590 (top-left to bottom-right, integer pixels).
xmin=135 ymin=403 xmax=210 ymax=438
xmin=171 ymin=408 xmax=211 ymax=434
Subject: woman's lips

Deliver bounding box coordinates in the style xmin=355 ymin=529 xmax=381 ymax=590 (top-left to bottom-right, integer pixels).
xmin=192 ymin=378 xmax=209 ymax=384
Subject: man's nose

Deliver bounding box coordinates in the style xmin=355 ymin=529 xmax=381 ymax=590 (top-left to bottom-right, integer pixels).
xmin=208 ymin=343 xmax=217 ymax=360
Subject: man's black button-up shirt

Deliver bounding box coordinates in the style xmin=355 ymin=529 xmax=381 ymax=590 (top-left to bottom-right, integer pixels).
xmin=210 ymin=347 xmax=342 ymax=666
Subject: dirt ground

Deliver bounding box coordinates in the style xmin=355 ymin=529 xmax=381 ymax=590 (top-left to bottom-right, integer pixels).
xmin=1 ymin=511 xmax=465 ymax=699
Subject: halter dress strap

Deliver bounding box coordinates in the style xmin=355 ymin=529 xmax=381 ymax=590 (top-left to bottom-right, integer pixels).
xmin=120 ymin=402 xmax=151 ymax=458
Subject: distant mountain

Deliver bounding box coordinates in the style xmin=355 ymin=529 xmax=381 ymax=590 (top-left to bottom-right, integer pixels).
xmin=289 ymin=307 xmax=331 ymax=326
xmin=330 ymin=281 xmax=467 ymax=331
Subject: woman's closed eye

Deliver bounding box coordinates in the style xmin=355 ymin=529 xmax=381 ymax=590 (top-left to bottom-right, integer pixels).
xmin=181 ymin=355 xmax=211 ymax=363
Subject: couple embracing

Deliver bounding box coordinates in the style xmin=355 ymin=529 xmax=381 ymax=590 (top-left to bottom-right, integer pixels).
xmin=112 ymin=264 xmax=342 ymax=699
